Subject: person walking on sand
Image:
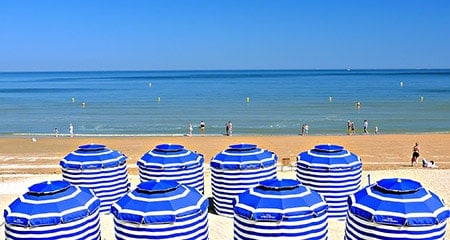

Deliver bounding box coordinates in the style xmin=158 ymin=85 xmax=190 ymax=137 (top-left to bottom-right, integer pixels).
xmin=69 ymin=123 xmax=74 ymax=138
xmin=411 ymin=142 xmax=420 ymax=166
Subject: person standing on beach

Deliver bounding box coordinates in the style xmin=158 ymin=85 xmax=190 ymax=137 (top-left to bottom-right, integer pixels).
xmin=188 ymin=123 xmax=193 ymax=136
xmin=54 ymin=128 xmax=59 ymax=138
xmin=69 ymin=123 xmax=74 ymax=138
xmin=347 ymin=120 xmax=352 ymax=135
xmin=411 ymin=142 xmax=420 ymax=166
xmin=226 ymin=121 xmax=233 ymax=136
xmin=374 ymin=126 xmax=379 ymax=134
xmin=363 ymin=120 xmax=369 ymax=135
xmin=199 ymin=121 xmax=205 ymax=134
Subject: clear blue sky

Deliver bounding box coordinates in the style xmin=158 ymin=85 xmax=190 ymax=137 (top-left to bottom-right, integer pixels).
xmin=1 ymin=0 xmax=450 ymax=71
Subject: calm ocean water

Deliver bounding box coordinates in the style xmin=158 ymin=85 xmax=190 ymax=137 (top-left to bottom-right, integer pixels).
xmin=1 ymin=69 xmax=449 ymax=136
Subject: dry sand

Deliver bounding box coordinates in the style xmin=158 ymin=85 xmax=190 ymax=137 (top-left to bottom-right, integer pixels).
xmin=1 ymin=134 xmax=449 ymax=239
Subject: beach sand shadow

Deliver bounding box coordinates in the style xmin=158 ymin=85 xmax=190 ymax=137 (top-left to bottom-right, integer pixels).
xmin=207 ymin=197 xmax=218 ymax=214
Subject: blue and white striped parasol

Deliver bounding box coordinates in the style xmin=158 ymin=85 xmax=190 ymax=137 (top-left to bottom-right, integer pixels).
xmin=111 ymin=179 xmax=209 ymax=240
xmin=4 ymin=180 xmax=101 ymax=240
xmin=138 ymin=143 xmax=205 ymax=193
xmin=296 ymin=144 xmax=362 ymax=218
xmin=345 ymin=178 xmax=450 ymax=239
xmin=234 ymin=178 xmax=329 ymax=239
xmin=210 ymin=143 xmax=277 ymax=217
xmin=60 ymin=143 xmax=130 ymax=213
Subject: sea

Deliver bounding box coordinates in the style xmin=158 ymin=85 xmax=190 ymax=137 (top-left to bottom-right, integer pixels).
xmin=1 ymin=69 xmax=449 ymax=136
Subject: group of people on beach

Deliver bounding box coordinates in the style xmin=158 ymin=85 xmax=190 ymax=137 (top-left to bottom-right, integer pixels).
xmin=300 ymin=124 xmax=309 ymax=136
xmin=187 ymin=120 xmax=233 ymax=136
xmin=53 ymin=123 xmax=74 ymax=138
xmin=411 ymin=142 xmax=438 ymax=168
xmin=347 ymin=119 xmax=378 ymax=135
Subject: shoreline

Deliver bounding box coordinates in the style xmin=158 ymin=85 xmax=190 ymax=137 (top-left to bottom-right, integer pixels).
xmin=1 ymin=133 xmax=449 ymax=174
xmin=2 ymin=131 xmax=450 ymax=138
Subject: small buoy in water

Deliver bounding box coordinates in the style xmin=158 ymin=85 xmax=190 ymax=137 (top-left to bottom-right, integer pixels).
xmin=246 ymin=97 xmax=250 ymax=103
xmin=148 ymin=82 xmax=152 ymax=87
xmin=420 ymin=96 xmax=424 ymax=102
xmin=400 ymin=81 xmax=404 ymax=87
xmin=329 ymin=96 xmax=333 ymax=102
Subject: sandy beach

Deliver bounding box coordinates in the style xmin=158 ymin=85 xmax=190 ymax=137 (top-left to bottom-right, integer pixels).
xmin=1 ymin=134 xmax=449 ymax=239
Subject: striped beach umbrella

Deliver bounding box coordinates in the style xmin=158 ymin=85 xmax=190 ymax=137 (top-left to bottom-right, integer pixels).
xmin=60 ymin=143 xmax=130 ymax=213
xmin=234 ymin=178 xmax=329 ymax=239
xmin=345 ymin=178 xmax=450 ymax=240
xmin=111 ymin=180 xmax=209 ymax=240
xmin=211 ymin=143 xmax=278 ymax=217
xmin=296 ymin=144 xmax=362 ymax=218
xmin=138 ymin=143 xmax=205 ymax=193
xmin=4 ymin=180 xmax=101 ymax=240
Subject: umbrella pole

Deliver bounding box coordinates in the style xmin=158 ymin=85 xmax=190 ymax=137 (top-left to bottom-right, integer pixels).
xmin=367 ymin=174 xmax=371 ymax=186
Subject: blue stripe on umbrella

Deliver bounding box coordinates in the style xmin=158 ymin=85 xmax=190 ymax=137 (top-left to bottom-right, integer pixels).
xmin=60 ymin=144 xmax=130 ymax=213
xmin=296 ymin=144 xmax=362 ymax=219
xmin=210 ymin=144 xmax=277 ymax=170
xmin=111 ymin=180 xmax=209 ymax=240
xmin=345 ymin=178 xmax=450 ymax=240
xmin=233 ymin=178 xmax=328 ymax=239
xmin=60 ymin=144 xmax=127 ymax=169
xmin=211 ymin=143 xmax=278 ymax=217
xmin=137 ymin=144 xmax=205 ymax=193
xmin=4 ymin=180 xmax=101 ymax=240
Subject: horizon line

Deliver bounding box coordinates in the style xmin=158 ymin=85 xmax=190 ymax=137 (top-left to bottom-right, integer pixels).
xmin=2 ymin=67 xmax=450 ymax=74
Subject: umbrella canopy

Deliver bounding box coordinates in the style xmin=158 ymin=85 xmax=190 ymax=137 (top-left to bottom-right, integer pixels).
xmin=138 ymin=143 xmax=205 ymax=192
xmin=345 ymin=178 xmax=450 ymax=239
xmin=60 ymin=143 xmax=130 ymax=213
xmin=210 ymin=143 xmax=277 ymax=169
xmin=111 ymin=180 xmax=209 ymax=240
xmin=211 ymin=143 xmax=278 ymax=217
xmin=298 ymin=144 xmax=361 ymax=167
xmin=60 ymin=144 xmax=127 ymax=169
xmin=4 ymin=180 xmax=101 ymax=240
xmin=234 ymin=178 xmax=328 ymax=239
xmin=296 ymin=144 xmax=362 ymax=219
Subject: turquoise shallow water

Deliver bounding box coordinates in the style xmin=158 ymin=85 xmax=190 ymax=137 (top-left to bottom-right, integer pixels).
xmin=1 ymin=69 xmax=449 ymax=136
